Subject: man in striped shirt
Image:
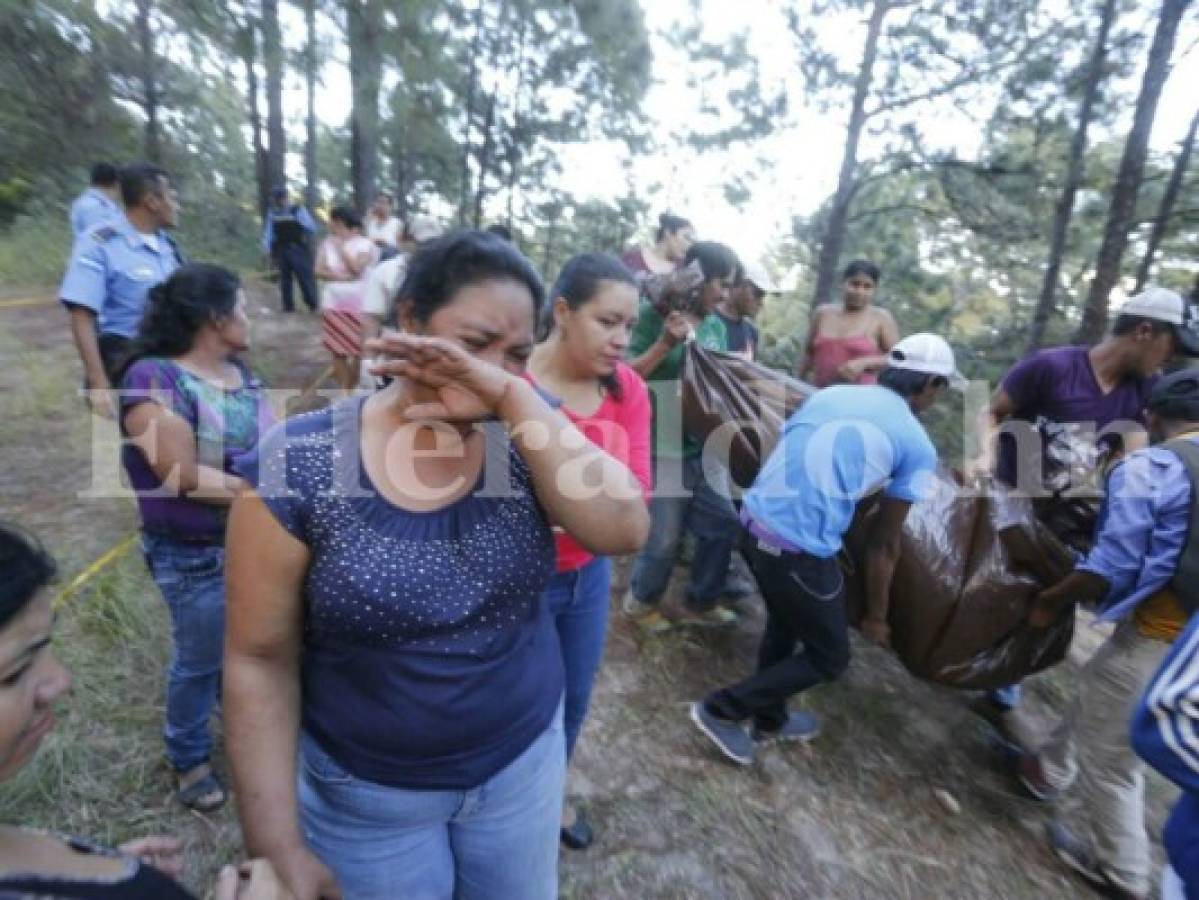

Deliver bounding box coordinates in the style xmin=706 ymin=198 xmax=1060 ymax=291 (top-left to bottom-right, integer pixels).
xmin=1132 ymin=610 xmax=1199 ymax=898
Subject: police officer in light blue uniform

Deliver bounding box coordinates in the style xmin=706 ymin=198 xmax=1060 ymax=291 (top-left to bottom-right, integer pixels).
xmin=262 ymin=185 xmax=319 ymax=313
xmin=69 ymin=162 xmax=123 ymax=237
xmin=60 ymin=162 xmax=182 ymax=416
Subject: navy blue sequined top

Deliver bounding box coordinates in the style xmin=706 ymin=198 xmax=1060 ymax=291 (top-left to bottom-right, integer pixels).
xmin=239 ymin=398 xmax=562 ymax=790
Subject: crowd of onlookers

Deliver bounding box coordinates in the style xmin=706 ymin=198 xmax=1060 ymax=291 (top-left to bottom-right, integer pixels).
xmin=1 ymin=160 xmax=1197 ymax=900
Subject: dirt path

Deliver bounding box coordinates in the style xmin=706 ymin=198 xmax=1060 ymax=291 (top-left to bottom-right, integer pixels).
xmin=0 ymin=281 xmax=1174 ymax=898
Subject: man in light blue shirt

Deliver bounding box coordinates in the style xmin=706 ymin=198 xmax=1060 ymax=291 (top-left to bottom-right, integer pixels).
xmin=691 ymin=333 xmax=961 ymax=765
xmin=1014 ymin=368 xmax=1199 ymax=899
xmin=60 ymin=162 xmax=182 ymax=416
xmin=262 ymin=186 xmax=318 ymax=313
xmin=69 ymin=162 xmax=122 ymax=237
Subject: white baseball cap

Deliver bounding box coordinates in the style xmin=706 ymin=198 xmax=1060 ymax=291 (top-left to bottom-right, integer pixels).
xmin=408 ymin=214 xmax=444 ymax=244
xmin=743 ymin=260 xmax=781 ymax=293
xmin=1118 ymin=287 xmax=1199 ymax=356
xmin=886 ymin=333 xmax=967 ymax=390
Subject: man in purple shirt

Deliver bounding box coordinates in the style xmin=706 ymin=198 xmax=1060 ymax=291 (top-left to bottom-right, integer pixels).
xmin=970 ymin=287 xmax=1199 ymax=737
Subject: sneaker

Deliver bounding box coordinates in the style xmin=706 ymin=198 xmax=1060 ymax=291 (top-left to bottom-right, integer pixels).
xmin=689 ymin=702 xmax=755 ymax=766
xmin=560 ymin=803 xmax=594 ymax=851
xmin=1016 ymin=752 xmax=1059 ymax=803
xmin=753 ymin=711 xmax=821 ymax=744
xmin=1046 ymin=821 xmax=1147 ymax=899
xmin=622 ymin=591 xmax=673 ymax=634
xmin=677 ymin=605 xmax=739 ymax=628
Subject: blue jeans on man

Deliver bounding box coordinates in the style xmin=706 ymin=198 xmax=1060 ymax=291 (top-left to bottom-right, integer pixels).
xmin=298 ymin=702 xmax=565 ymax=899
xmin=543 ymin=556 xmax=611 ymax=758
xmin=629 ymin=455 xmax=739 ymax=611
xmin=142 ymin=533 xmax=225 ymax=773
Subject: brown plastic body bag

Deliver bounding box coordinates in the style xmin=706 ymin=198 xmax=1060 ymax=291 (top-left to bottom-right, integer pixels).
xmin=680 ymin=343 xmax=1076 ymax=689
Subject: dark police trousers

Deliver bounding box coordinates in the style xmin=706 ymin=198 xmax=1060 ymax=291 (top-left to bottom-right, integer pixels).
xmin=276 ymin=242 xmax=317 ymax=312
xmin=98 ymin=333 xmax=133 ymax=385
xmin=705 ymin=530 xmax=850 ymax=732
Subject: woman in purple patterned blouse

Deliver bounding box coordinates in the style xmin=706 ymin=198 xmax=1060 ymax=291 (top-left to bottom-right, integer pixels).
xmin=118 ymin=264 xmax=274 ymax=813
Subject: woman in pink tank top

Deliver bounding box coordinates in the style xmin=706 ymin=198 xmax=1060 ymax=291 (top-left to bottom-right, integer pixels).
xmin=797 ymin=258 xmax=900 ymax=387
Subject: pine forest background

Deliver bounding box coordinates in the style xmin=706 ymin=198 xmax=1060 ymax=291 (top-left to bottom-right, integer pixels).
xmin=2 ymin=0 xmax=1198 ymax=393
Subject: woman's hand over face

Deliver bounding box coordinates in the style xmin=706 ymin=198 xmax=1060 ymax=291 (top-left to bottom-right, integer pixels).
xmin=366 ymin=333 xmax=516 ymax=422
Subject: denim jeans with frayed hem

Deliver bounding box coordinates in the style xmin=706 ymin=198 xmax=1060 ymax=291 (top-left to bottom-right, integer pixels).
xmin=298 ymin=700 xmax=565 ymax=900
xmin=629 ymin=455 xmax=738 ymax=611
xmin=142 ymin=533 xmax=225 ymax=773
xmin=543 ymin=556 xmax=611 ymax=758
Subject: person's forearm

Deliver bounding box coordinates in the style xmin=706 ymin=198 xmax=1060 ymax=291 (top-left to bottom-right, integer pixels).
xmin=225 ymin=651 xmax=304 ymax=859
xmin=628 ymin=337 xmax=674 ymax=378
xmin=184 ymin=468 xmax=247 ymax=505
xmin=498 ymin=379 xmax=649 ymax=555
xmin=361 ymin=314 xmax=383 ymax=344
xmin=864 ymin=542 xmax=900 ymax=623
xmin=857 ymin=354 xmax=889 ymax=373
xmin=1039 ymin=569 xmax=1109 ymax=609
xmin=142 ymin=452 xmax=247 ymax=506
xmin=67 ymin=307 xmax=109 ymax=389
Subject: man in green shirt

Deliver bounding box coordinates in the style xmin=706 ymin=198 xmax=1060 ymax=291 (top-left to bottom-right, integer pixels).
xmin=623 ymin=241 xmax=742 ymax=631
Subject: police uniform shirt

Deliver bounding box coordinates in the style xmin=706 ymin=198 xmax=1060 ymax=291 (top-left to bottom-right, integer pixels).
xmin=262 ymin=205 xmax=317 ymax=253
xmin=59 ymin=217 xmax=182 ymax=338
xmin=69 ymin=188 xmax=122 ymax=237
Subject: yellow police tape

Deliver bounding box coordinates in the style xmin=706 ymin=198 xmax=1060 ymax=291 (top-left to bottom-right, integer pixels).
xmin=52 ymin=533 xmax=139 ymax=610
xmin=51 ymin=362 xmax=336 ymax=610
xmin=0 ymin=297 xmax=54 ymax=310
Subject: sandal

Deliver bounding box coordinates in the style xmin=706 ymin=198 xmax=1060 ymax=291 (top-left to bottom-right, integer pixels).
xmin=560 ymin=804 xmax=594 ymax=851
xmin=176 ymin=764 xmax=226 ymax=813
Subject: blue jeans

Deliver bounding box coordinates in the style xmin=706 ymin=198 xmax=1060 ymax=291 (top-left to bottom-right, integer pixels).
xmin=299 ymin=701 xmax=565 ymax=900
xmin=543 ymin=556 xmax=611 ymax=759
xmin=629 ymin=455 xmax=739 ymax=611
xmin=142 ymin=533 xmax=225 ymax=772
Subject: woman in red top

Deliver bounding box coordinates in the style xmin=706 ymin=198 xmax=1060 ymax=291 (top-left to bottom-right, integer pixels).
xmin=526 ymin=253 xmax=651 ymax=851
xmin=797 ymin=259 xmax=900 ymax=387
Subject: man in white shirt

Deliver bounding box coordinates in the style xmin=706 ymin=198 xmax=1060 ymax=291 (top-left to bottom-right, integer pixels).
xmin=360 ymin=214 xmax=445 ymax=343
xmin=365 ymin=193 xmax=402 ymax=259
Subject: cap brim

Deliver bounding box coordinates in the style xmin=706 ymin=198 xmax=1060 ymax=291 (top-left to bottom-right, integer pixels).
xmin=1173 ymin=324 xmax=1199 ymax=357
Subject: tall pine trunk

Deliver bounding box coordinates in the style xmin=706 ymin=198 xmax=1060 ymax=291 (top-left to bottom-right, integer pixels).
xmin=135 ymin=0 xmax=161 ymax=162
xmin=457 ymin=1 xmax=485 ymax=223
xmin=1026 ymin=0 xmax=1118 ymax=352
xmin=472 ymin=93 xmax=497 ymax=228
xmin=1133 ymin=106 xmax=1199 ymax=292
xmin=504 ymin=16 xmax=529 ymax=227
xmin=809 ymin=0 xmax=890 ymax=309
xmin=262 ymin=0 xmax=286 ymax=191
xmin=304 ymin=0 xmax=318 ymax=211
xmin=1073 ymin=0 xmax=1191 ymax=343
xmin=240 ymin=22 xmax=269 ymax=221
xmin=347 ymin=0 xmax=383 ymax=212
xmin=393 ymin=143 xmax=410 ymax=224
